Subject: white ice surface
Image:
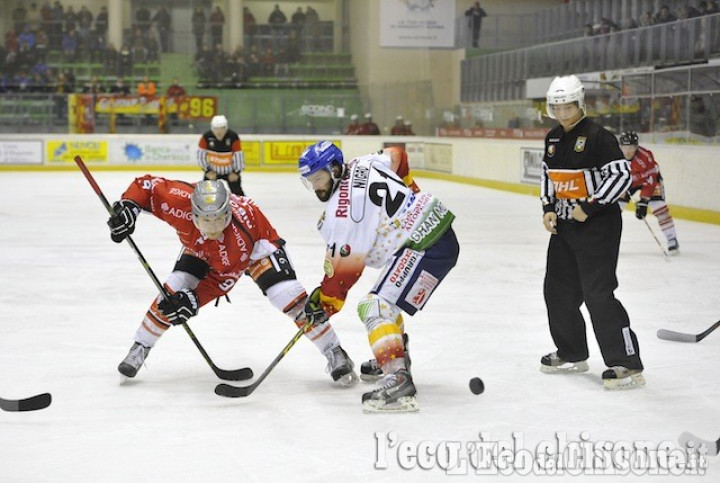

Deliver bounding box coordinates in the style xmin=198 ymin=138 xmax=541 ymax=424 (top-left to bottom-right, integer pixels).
xmin=0 ymin=170 xmax=719 ymax=482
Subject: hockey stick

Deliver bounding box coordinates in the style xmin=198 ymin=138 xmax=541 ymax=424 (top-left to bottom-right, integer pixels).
xmin=0 ymin=393 xmax=51 ymax=412
xmin=679 ymin=432 xmax=720 ymax=456
xmin=642 ymin=218 xmax=669 ymax=261
xmin=657 ymin=320 xmax=720 ymax=343
xmin=74 ymin=156 xmax=252 ymax=381
xmin=215 ymin=320 xmax=313 ymax=398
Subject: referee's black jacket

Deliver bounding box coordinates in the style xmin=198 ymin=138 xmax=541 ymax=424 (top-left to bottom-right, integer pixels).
xmin=540 ymin=117 xmax=631 ymax=221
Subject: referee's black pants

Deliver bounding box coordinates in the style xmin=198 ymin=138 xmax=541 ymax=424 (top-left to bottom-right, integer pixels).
xmin=544 ymin=206 xmax=643 ymax=370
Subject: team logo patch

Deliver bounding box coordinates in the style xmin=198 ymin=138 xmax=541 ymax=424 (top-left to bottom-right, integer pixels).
xmin=547 ymin=145 xmax=556 ymax=157
xmin=340 ymin=244 xmax=351 ymax=257
xmin=574 ymin=136 xmax=587 ymax=152
xmin=404 ymin=270 xmax=439 ymax=310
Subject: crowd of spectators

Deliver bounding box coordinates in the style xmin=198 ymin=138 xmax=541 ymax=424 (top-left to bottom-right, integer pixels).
xmin=195 ymin=5 xmax=324 ymax=85
xmin=581 ymin=1 xmax=719 ymax=36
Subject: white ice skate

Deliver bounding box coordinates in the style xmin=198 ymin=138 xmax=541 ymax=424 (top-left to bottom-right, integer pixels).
xmin=118 ymin=342 xmax=151 ymax=378
xmin=602 ymin=366 xmax=645 ymax=390
xmin=540 ymin=351 xmax=589 ymax=374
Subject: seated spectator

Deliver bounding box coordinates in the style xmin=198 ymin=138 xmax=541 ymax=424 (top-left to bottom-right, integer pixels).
xmin=655 ymin=5 xmax=677 ymax=23
xmin=583 ymin=24 xmax=594 ymax=36
xmin=639 ymin=11 xmax=655 ymax=26
xmin=345 ymin=114 xmax=360 ymax=134
xmin=109 ymin=77 xmax=130 ymax=95
xmin=390 ymin=115 xmax=405 ymax=135
xmin=137 ymin=75 xmax=156 ymax=98
xmin=64 ymin=6 xmax=77 ymax=33
xmin=83 ymin=75 xmax=106 ymax=94
xmin=95 ymin=6 xmax=109 ymax=38
xmin=404 ymin=120 xmax=415 ymax=135
xmin=165 ymin=77 xmax=186 ymax=99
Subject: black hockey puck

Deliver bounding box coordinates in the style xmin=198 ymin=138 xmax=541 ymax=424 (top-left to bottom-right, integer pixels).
xmin=469 ymin=377 xmax=484 ymax=395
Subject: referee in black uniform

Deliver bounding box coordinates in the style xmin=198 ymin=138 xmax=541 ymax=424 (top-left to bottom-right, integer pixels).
xmin=539 ymin=75 xmax=645 ymax=390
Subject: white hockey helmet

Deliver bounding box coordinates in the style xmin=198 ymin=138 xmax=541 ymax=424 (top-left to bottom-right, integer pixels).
xmin=546 ymin=75 xmax=585 ymax=119
xmin=210 ymin=115 xmax=228 ymax=130
xmin=191 ymin=180 xmax=232 ymax=239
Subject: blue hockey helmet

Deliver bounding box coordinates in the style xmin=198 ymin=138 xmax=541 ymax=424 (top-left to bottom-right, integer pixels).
xmin=298 ymin=141 xmax=345 ymax=202
xmin=298 ymin=141 xmax=344 ymax=178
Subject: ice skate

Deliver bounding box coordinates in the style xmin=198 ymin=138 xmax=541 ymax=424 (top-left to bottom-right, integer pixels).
xmin=360 ymin=333 xmax=411 ymax=382
xmin=118 ymin=342 xmax=151 ymax=378
xmin=362 ymin=369 xmax=418 ymax=413
xmin=540 ymin=351 xmax=588 ymax=374
xmin=602 ymin=366 xmax=645 ymax=390
xmin=325 ymin=346 xmax=359 ymax=386
xmin=667 ymin=238 xmax=680 ymax=255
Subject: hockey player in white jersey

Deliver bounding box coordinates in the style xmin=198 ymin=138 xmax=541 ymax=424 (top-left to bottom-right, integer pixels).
xmin=298 ymin=141 xmax=460 ymax=412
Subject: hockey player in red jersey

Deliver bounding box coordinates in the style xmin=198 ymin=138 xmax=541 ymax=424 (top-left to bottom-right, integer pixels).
xmin=107 ymin=176 xmax=358 ymax=385
xmin=617 ymin=131 xmax=679 ymax=254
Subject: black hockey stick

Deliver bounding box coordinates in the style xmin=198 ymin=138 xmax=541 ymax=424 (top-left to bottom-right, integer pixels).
xmin=657 ymin=320 xmax=720 ymax=343
xmin=215 ymin=320 xmax=313 ymax=398
xmin=74 ymin=156 xmax=252 ymax=381
xmin=0 ymin=393 xmax=51 ymax=412
xmin=679 ymin=432 xmax=720 ymax=456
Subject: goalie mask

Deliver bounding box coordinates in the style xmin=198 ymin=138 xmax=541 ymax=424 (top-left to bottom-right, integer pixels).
xmin=298 ymin=141 xmax=345 ymax=202
xmin=546 ymin=75 xmax=586 ymax=119
xmin=191 ymin=180 xmax=232 ymax=239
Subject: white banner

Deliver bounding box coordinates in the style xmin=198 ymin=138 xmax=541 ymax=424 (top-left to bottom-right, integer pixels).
xmin=110 ymin=139 xmax=196 ymax=166
xmin=0 ymin=140 xmax=43 ymax=165
xmin=520 ymin=147 xmax=544 ymax=185
xmin=380 ymin=0 xmax=456 ymax=48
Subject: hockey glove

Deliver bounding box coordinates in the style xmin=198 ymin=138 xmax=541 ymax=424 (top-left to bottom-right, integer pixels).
xmin=108 ymin=200 xmax=140 ymax=243
xmin=158 ymin=288 xmax=199 ymax=325
xmin=635 ymin=199 xmax=649 ymax=220
xmin=304 ymin=287 xmax=329 ymax=325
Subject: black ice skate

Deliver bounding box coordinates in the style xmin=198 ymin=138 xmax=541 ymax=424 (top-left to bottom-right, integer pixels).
xmin=602 ymin=366 xmax=645 ymax=390
xmin=360 ymin=333 xmax=411 ymax=382
xmin=540 ymin=351 xmax=588 ymax=374
xmin=325 ymin=346 xmax=359 ymax=386
xmin=118 ymin=342 xmax=151 ymax=378
xmin=362 ymin=368 xmax=418 ymax=413
xmin=668 ymin=238 xmax=680 ymax=255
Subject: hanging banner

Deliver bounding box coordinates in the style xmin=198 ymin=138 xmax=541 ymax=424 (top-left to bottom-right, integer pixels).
xmin=379 ymin=0 xmax=456 ymax=48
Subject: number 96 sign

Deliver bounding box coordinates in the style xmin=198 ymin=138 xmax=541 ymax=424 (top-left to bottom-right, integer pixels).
xmin=177 ymin=96 xmax=218 ymax=120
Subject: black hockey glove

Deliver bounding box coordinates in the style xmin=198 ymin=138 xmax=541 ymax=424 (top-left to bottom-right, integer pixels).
xmin=635 ymin=199 xmax=649 ymax=220
xmin=304 ymin=287 xmax=329 ymax=325
xmin=158 ymin=288 xmax=199 ymax=325
xmin=108 ymin=200 xmax=140 ymax=243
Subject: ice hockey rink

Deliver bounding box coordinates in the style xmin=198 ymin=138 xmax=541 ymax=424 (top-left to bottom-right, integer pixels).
xmin=1 ymin=169 xmax=719 ymax=482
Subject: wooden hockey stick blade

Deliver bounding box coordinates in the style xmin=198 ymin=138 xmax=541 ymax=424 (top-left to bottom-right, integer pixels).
xmin=0 ymin=393 xmax=52 ymax=412
xmin=657 ymin=320 xmax=720 ymax=343
xmin=679 ymin=432 xmax=720 ymax=456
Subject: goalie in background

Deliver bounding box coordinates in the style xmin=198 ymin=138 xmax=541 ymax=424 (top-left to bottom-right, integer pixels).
xmin=198 ymin=115 xmax=245 ymax=196
xmin=617 ymin=130 xmax=679 ymax=255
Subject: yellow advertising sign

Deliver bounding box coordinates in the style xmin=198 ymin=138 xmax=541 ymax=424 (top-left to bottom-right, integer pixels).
xmin=243 ymin=141 xmax=261 ymax=166
xmin=46 ymin=140 xmax=108 ymax=163
xmin=262 ymin=140 xmax=341 ymax=166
